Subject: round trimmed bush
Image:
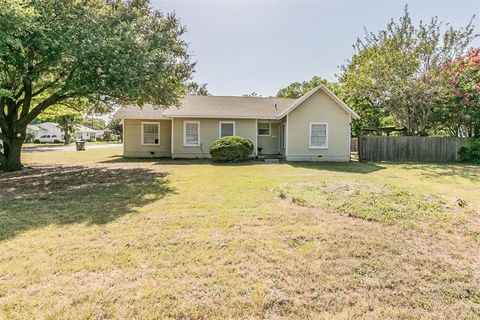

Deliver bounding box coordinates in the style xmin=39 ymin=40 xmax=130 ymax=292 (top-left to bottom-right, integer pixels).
xmin=209 ymin=136 xmax=254 ymax=162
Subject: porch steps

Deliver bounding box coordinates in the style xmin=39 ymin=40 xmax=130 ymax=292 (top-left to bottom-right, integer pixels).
xmin=264 ymin=158 xmax=280 ymax=164
xmin=258 ymin=154 xmax=285 ymax=163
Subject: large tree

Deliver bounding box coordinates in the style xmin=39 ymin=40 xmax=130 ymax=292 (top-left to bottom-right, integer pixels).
xmin=435 ymin=48 xmax=480 ymax=137
xmin=339 ymin=6 xmax=477 ymax=136
xmin=0 ymin=0 xmax=194 ymax=171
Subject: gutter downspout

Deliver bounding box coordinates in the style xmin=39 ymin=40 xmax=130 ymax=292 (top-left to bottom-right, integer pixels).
xmin=171 ymin=118 xmax=175 ymax=159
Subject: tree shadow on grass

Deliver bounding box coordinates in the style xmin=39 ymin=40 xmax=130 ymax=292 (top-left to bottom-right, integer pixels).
xmin=405 ymin=163 xmax=480 ymax=182
xmin=100 ymin=155 xmax=210 ymax=165
xmin=99 ymin=154 xmax=388 ymax=173
xmin=0 ymin=165 xmax=174 ymax=241
xmin=100 ymin=155 xmax=263 ymax=167
xmin=286 ymin=161 xmax=386 ymax=174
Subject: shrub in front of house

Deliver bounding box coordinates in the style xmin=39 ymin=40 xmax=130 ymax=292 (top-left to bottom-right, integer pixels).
xmin=209 ymin=136 xmax=254 ymax=162
xmin=459 ymin=139 xmax=480 ymax=163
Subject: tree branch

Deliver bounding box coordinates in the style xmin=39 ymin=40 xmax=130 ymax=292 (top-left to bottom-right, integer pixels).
xmin=14 ymin=87 xmax=25 ymax=100
xmin=5 ymin=98 xmax=16 ymax=123
xmin=31 ymin=77 xmax=63 ymax=97
xmin=18 ymin=91 xmax=72 ymax=126
xmin=57 ymin=102 xmax=83 ymax=112
xmin=20 ymin=80 xmax=32 ymax=118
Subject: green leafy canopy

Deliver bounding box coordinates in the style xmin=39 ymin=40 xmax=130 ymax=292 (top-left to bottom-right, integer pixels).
xmin=0 ymin=0 xmax=195 ymax=170
xmin=339 ymin=5 xmax=478 ymax=136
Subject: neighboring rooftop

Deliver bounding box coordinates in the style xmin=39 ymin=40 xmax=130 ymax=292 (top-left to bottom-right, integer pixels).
xmin=76 ymin=125 xmax=103 ymax=133
xmin=114 ymin=95 xmax=295 ymax=120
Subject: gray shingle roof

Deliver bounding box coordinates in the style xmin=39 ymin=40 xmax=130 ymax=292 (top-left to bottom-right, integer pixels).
xmin=113 ymin=95 xmax=295 ymax=120
xmin=113 ymin=86 xmax=361 ymax=120
xmin=113 ymin=104 xmax=168 ymax=119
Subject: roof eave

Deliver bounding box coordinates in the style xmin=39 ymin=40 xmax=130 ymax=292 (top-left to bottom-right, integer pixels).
xmin=164 ymin=115 xmax=277 ymax=120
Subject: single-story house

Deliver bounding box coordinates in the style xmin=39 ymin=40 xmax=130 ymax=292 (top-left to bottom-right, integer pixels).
xmin=75 ymin=125 xmax=104 ymax=141
xmin=113 ymin=85 xmax=360 ymax=162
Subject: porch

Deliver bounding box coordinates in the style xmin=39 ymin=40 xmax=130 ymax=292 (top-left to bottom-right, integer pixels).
xmin=255 ymin=120 xmax=286 ymax=157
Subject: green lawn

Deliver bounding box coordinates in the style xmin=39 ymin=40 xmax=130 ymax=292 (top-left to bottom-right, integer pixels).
xmin=22 ymin=141 xmax=120 ymax=148
xmin=1 ymin=147 xmax=479 ymax=319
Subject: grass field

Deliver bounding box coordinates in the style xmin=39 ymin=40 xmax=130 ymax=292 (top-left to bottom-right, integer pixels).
xmin=22 ymin=141 xmax=120 ymax=148
xmin=1 ymin=147 xmax=479 ymax=319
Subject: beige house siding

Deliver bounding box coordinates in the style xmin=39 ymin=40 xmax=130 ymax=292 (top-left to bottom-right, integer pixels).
xmin=286 ymin=90 xmax=351 ymax=162
xmin=123 ymin=119 xmax=171 ymax=157
xmin=257 ymin=122 xmax=281 ymax=154
xmin=171 ymin=118 xmax=256 ymax=159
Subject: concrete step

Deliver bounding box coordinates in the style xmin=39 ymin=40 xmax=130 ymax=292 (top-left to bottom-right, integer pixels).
xmin=264 ymin=158 xmax=280 ymax=164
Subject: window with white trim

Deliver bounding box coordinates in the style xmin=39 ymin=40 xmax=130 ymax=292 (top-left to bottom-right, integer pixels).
xmin=184 ymin=121 xmax=200 ymax=146
xmin=310 ymin=123 xmax=328 ymax=148
xmin=219 ymin=121 xmax=235 ymax=138
xmin=258 ymin=123 xmax=270 ymax=136
xmin=142 ymin=122 xmax=160 ymax=145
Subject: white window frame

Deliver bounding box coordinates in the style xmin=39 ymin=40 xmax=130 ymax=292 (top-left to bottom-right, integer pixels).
xmin=218 ymin=121 xmax=235 ymax=139
xmin=257 ymin=122 xmax=271 ymax=136
xmin=309 ymin=122 xmax=328 ymax=149
xmin=183 ymin=120 xmax=200 ymax=147
xmin=141 ymin=121 xmax=160 ymax=146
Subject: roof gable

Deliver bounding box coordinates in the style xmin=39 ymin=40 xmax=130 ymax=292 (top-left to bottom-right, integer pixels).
xmin=280 ymin=85 xmax=360 ymax=120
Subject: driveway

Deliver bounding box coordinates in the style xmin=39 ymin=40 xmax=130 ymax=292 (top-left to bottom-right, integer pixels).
xmin=22 ymin=143 xmax=122 ymax=153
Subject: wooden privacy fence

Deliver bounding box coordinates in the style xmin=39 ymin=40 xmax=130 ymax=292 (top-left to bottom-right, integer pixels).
xmin=358 ymin=136 xmax=469 ymax=162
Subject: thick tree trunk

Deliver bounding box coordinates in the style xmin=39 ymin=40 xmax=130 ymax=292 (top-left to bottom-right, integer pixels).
xmin=0 ymin=149 xmax=6 ymax=171
xmin=4 ymin=139 xmax=23 ymax=172
xmin=0 ymin=126 xmax=26 ymax=172
xmin=63 ymin=123 xmax=71 ymax=145
xmin=64 ymin=132 xmax=71 ymax=145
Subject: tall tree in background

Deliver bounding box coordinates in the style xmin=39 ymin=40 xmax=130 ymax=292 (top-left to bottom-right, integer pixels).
xmin=186 ymin=82 xmax=210 ymax=96
xmin=435 ymin=48 xmax=480 ymax=137
xmin=276 ymin=76 xmax=332 ymax=99
xmin=0 ymin=0 xmax=194 ymax=171
xmin=339 ymin=6 xmax=477 ymax=136
xmin=338 ymin=50 xmax=394 ymax=136
xmin=107 ymin=118 xmax=123 ymax=142
xmin=243 ymin=92 xmax=262 ymax=97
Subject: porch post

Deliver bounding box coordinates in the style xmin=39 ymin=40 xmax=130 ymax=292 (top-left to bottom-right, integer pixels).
xmin=285 ymin=114 xmax=289 ymax=157
xmin=254 ymin=119 xmax=258 ymax=156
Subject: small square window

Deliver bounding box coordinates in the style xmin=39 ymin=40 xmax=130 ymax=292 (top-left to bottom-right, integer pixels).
xmin=220 ymin=122 xmax=235 ymax=138
xmin=258 ymin=123 xmax=270 ymax=136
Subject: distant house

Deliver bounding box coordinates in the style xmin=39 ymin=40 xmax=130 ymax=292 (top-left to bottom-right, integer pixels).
xmin=113 ymin=85 xmax=360 ymax=162
xmin=75 ymin=125 xmax=104 ymax=141
xmin=26 ymin=122 xmax=63 ymax=141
